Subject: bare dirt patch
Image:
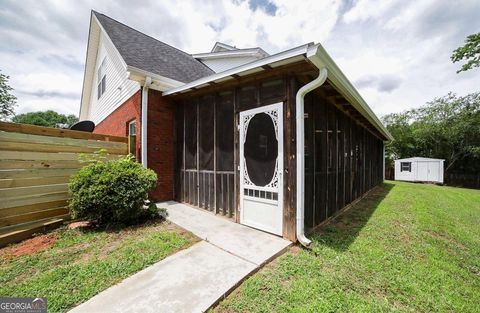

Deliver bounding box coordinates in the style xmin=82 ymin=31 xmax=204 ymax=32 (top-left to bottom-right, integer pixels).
xmin=2 ymin=233 xmax=57 ymax=258
xmin=67 ymin=221 xmax=91 ymax=230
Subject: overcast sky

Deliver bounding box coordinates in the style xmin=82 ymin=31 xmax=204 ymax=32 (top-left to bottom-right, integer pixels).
xmin=1 ymin=0 xmax=479 ymax=118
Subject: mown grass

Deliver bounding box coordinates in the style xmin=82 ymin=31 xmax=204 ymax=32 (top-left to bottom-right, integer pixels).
xmin=215 ymin=181 xmax=480 ymax=312
xmin=0 ymin=220 xmax=199 ymax=312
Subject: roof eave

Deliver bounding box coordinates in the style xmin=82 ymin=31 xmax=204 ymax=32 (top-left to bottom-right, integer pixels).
xmin=307 ymin=44 xmax=393 ymax=141
xmin=127 ymin=66 xmax=184 ymax=91
xmin=163 ymin=44 xmax=311 ymax=96
xmin=163 ymin=43 xmax=393 ymax=141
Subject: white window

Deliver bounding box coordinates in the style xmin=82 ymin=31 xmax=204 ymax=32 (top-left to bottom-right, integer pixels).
xmin=97 ymin=57 xmax=107 ymax=99
xmin=128 ymin=120 xmax=136 ymax=136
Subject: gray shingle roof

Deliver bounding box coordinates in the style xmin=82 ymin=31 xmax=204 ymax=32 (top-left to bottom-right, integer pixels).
xmin=93 ymin=11 xmax=214 ymax=83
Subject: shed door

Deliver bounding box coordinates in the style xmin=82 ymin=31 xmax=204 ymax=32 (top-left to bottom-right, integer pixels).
xmin=428 ymin=162 xmax=440 ymax=182
xmin=239 ymin=103 xmax=283 ymax=236
xmin=417 ymin=162 xmax=429 ymax=181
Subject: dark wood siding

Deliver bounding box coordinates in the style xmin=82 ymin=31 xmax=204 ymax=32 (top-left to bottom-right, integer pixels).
xmin=173 ymin=77 xmax=289 ymax=225
xmin=173 ymin=69 xmax=385 ymax=241
xmin=303 ymin=90 xmax=384 ymax=230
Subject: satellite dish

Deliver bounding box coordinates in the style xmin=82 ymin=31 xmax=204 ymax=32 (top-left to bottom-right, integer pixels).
xmin=70 ymin=120 xmax=95 ymax=132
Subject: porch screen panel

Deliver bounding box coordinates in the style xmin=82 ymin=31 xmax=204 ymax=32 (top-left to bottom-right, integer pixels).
xmin=199 ymin=96 xmax=215 ymax=211
xmin=260 ymin=79 xmax=285 ymax=102
xmin=184 ymin=100 xmax=198 ymax=206
xmin=237 ymin=85 xmax=258 ymax=111
xmin=327 ymin=108 xmax=337 ymax=217
xmin=216 ymin=91 xmax=235 ymax=216
xmin=344 ymin=118 xmax=352 ymax=205
xmin=304 ymin=94 xmax=315 ymax=228
xmin=337 ymin=113 xmax=345 ymax=211
xmin=314 ymin=99 xmax=328 ymax=225
xmin=174 ymin=104 xmax=184 ymax=202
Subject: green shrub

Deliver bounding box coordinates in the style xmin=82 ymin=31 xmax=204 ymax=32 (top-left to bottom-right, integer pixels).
xmin=69 ymin=155 xmax=159 ymax=226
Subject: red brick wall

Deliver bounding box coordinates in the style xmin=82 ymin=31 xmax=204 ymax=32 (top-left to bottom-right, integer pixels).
xmin=94 ymin=90 xmax=142 ymax=159
xmin=147 ymin=89 xmax=175 ymax=202
xmin=92 ymin=88 xmax=175 ymax=202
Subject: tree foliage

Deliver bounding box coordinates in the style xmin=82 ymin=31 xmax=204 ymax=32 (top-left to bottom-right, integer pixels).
xmin=383 ymin=92 xmax=480 ymax=173
xmin=12 ymin=110 xmax=78 ymax=128
xmin=451 ymin=32 xmax=480 ymax=73
xmin=0 ymin=71 xmax=17 ymax=121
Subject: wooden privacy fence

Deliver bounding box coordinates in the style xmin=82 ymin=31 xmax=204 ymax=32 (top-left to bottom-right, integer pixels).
xmin=0 ymin=122 xmax=128 ymax=247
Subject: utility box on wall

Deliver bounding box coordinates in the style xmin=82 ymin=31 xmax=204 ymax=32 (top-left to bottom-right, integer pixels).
xmin=394 ymin=157 xmax=444 ymax=184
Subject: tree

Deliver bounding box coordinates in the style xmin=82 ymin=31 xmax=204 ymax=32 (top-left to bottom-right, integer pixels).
xmin=383 ymin=92 xmax=480 ymax=173
xmin=451 ymin=32 xmax=480 ymax=73
xmin=0 ymin=71 xmax=17 ymax=121
xmin=12 ymin=110 xmax=79 ymax=128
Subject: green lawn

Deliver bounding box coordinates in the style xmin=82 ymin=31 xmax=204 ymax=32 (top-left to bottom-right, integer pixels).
xmin=215 ymin=181 xmax=480 ymax=312
xmin=0 ymin=220 xmax=198 ymax=312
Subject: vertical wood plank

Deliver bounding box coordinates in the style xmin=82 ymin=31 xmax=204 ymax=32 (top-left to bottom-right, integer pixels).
xmin=282 ymin=76 xmax=297 ymax=241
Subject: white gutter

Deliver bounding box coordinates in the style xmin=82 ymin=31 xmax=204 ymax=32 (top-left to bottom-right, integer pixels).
xmin=295 ymin=67 xmax=328 ymax=247
xmin=141 ymin=76 xmax=152 ymax=167
xmin=163 ymin=44 xmax=312 ymax=96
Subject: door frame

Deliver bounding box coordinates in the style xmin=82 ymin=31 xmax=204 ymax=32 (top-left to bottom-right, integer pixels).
xmin=239 ymin=102 xmax=284 ymax=235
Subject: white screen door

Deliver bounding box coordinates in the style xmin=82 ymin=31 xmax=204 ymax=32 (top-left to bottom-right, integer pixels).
xmin=239 ymin=103 xmax=283 ymax=236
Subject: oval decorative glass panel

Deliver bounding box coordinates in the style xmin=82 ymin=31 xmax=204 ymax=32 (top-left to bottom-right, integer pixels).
xmin=244 ymin=113 xmax=278 ymax=187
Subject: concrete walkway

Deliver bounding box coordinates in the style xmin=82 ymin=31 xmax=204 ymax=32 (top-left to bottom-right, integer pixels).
xmin=70 ymin=202 xmax=291 ymax=313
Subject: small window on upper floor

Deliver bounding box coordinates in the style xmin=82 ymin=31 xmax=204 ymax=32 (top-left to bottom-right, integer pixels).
xmin=97 ymin=57 xmax=107 ymax=99
xmin=400 ymin=162 xmax=411 ymax=172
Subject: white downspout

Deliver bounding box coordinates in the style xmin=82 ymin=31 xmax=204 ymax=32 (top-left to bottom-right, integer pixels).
xmin=141 ymin=76 xmax=152 ymax=167
xmin=295 ymin=67 xmax=328 ymax=247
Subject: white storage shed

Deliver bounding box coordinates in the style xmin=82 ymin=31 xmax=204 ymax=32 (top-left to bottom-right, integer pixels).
xmin=394 ymin=157 xmax=445 ymax=184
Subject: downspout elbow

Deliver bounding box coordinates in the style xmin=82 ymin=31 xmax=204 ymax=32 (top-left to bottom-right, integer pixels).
xmin=295 ymin=67 xmax=328 ymax=247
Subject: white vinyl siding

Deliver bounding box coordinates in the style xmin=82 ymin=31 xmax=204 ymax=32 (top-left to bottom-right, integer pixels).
xmin=200 ymin=56 xmax=259 ymax=73
xmin=88 ymin=31 xmax=140 ymax=125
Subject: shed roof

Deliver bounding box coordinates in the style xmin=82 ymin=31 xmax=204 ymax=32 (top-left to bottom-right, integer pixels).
xmin=93 ymin=11 xmax=214 ymax=83
xmin=396 ymin=157 xmax=445 ymax=162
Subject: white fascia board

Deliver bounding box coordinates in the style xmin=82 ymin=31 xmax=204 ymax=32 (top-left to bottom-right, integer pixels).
xmin=212 ymin=42 xmax=237 ymax=52
xmin=79 ymin=15 xmax=97 ymax=120
xmin=163 ymin=44 xmax=311 ymax=96
xmin=193 ymin=48 xmax=267 ymax=59
xmin=79 ymin=13 xmax=129 ymax=120
xmin=92 ymin=14 xmax=128 ymax=69
xmin=307 ymin=44 xmax=393 ymax=141
xmin=127 ymin=66 xmax=184 ymax=91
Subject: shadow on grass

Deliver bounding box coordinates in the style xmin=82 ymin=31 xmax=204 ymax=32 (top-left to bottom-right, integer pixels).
xmin=309 ymin=182 xmax=394 ymax=251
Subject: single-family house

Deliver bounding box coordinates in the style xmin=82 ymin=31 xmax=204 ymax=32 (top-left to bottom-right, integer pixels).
xmin=79 ymin=11 xmax=393 ymax=244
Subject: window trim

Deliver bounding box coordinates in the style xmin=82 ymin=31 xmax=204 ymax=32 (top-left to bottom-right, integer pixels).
xmin=97 ymin=57 xmax=107 ymax=99
xmin=128 ymin=120 xmax=136 ymax=136
xmin=400 ymin=162 xmax=411 ymax=172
